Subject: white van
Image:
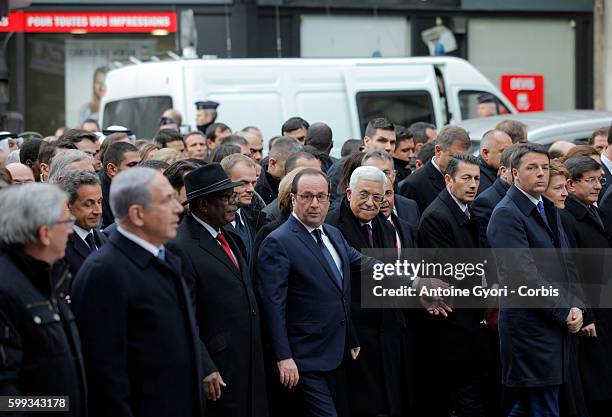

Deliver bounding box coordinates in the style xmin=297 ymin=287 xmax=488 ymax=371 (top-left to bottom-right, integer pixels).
xmin=100 ymin=56 xmax=516 ymax=156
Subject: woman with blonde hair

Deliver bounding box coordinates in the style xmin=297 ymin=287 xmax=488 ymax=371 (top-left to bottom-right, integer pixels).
xmin=151 ymin=147 xmax=182 ymax=165
xmin=544 ymin=160 xmax=570 ymax=208
xmin=139 ymin=142 xmax=161 ymax=161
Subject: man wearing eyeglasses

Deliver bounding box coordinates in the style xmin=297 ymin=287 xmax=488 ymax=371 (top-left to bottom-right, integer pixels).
xmin=257 ymin=168 xmax=367 ymax=417
xmin=168 ymin=163 xmax=268 ymax=417
xmin=560 ymin=155 xmax=612 ymax=417
xmin=0 ymin=183 xmax=87 ymax=416
xmin=325 ymin=166 xmax=412 ymax=417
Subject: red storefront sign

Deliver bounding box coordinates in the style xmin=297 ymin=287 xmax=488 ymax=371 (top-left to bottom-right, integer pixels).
xmin=0 ymin=11 xmax=177 ymax=33
xmin=500 ymin=74 xmax=544 ymax=112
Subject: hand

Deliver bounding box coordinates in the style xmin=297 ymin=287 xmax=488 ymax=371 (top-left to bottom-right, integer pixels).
xmin=419 ymin=297 xmax=452 ymax=317
xmin=203 ymin=371 xmax=226 ymax=401
xmin=277 ymin=358 xmax=299 ymax=389
xmin=580 ymin=323 xmax=597 ymax=337
xmin=566 ymin=308 xmax=583 ymax=333
xmin=350 ymin=347 xmax=360 ymax=360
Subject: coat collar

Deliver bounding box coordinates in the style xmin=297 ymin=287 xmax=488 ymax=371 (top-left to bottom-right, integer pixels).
xmin=506 ymin=185 xmax=558 ymax=237
xmin=425 ymin=159 xmax=445 ymax=190
xmin=438 ymin=188 xmax=471 ymax=226
xmin=492 ymin=177 xmax=510 ymax=198
xmin=183 ymin=215 xmax=244 ymax=278
xmin=478 ymin=156 xmax=497 ymax=183
xmin=108 ymin=229 xmax=179 ymax=272
xmin=564 ymin=194 xmax=604 ymax=230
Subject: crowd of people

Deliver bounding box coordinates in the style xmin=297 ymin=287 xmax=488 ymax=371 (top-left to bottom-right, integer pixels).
xmin=1 ymin=105 xmax=612 ymax=417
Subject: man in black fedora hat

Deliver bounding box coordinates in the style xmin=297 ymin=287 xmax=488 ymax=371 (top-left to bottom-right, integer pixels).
xmin=167 ymin=163 xmax=268 ymax=417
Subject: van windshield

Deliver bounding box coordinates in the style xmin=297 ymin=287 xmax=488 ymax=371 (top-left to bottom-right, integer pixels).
xmin=103 ymin=96 xmax=173 ymax=138
xmin=356 ymin=91 xmax=435 ymax=135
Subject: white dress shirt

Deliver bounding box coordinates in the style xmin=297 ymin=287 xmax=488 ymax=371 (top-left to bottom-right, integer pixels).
xmin=514 ymin=184 xmax=542 ymax=206
xmin=73 ymin=224 xmax=94 ymax=247
xmin=116 ymin=225 xmax=164 ymax=258
xmin=191 ymin=213 xmax=238 ymax=261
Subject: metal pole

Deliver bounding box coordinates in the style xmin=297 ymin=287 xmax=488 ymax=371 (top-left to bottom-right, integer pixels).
xmin=593 ymin=0 xmax=605 ymax=110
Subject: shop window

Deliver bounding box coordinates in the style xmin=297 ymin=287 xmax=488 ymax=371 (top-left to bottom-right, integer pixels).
xmin=356 ymin=91 xmax=434 ymax=136
xmin=103 ymin=96 xmax=172 ymax=139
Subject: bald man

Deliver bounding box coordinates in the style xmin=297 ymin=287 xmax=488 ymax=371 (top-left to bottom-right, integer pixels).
xmin=6 ymin=163 xmax=34 ymax=185
xmin=478 ymin=129 xmax=512 ymax=195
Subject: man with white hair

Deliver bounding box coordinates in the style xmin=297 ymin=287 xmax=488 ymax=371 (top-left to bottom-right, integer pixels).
xmin=5 ymin=162 xmax=34 ymax=185
xmin=70 ymin=167 xmax=205 ymax=417
xmin=325 ymin=166 xmax=411 ymax=417
xmin=0 ymin=183 xmax=87 ymax=415
xmin=48 ymin=149 xmax=95 ymax=184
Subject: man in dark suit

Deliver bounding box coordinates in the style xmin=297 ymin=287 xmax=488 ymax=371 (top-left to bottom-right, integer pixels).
xmin=168 ymin=163 xmax=268 ymax=417
xmin=487 ymin=144 xmax=584 ymax=417
xmin=477 ymin=129 xmax=513 ymax=195
xmin=257 ymin=168 xmax=364 ymax=417
xmin=380 ymin=176 xmax=415 ymax=249
xmin=398 ymin=125 xmax=471 ymax=213
xmin=416 ymin=154 xmax=487 ymax=417
xmin=361 ymin=150 xmax=421 ymax=235
xmin=71 ymin=167 xmax=205 ymax=417
xmin=221 ymin=154 xmax=268 ymax=263
xmin=60 ymin=170 xmax=107 ymax=277
xmin=98 ymin=141 xmax=141 ymax=228
xmin=597 ymin=125 xmax=612 ymax=201
xmin=326 ymin=166 xmax=413 ymax=417
xmin=561 ymin=155 xmax=612 ymax=417
xmin=472 ymin=143 xmax=520 ymax=247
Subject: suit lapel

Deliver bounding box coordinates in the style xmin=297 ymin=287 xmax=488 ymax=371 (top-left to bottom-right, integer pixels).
xmin=187 ymin=215 xmax=242 ymax=279
xmin=322 ymin=224 xmax=350 ymax=292
xmin=289 ymin=217 xmax=342 ymax=292
xmin=69 ymin=233 xmax=92 ymax=260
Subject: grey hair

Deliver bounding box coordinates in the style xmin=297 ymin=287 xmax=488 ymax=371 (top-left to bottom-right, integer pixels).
xmin=362 ymin=150 xmax=393 ymax=165
xmin=110 ymin=167 xmax=158 ymax=223
xmin=48 ymin=149 xmax=91 ymax=184
xmin=59 ymin=170 xmax=101 ymax=204
xmin=349 ymin=166 xmax=388 ymax=191
xmin=435 ymin=126 xmax=471 ymax=151
xmin=0 ymin=183 xmax=67 ymax=246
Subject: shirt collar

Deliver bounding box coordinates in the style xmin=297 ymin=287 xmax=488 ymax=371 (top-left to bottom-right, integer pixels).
xmin=431 ymin=157 xmax=443 ymax=175
xmin=73 ymin=224 xmax=93 ymax=242
xmin=601 ymin=153 xmax=612 ymax=173
xmin=447 ymin=186 xmax=469 ymax=213
xmin=116 ymin=225 xmax=163 ymax=258
xmin=514 ymin=184 xmax=542 ymax=206
xmin=191 ymin=213 xmax=220 ymax=238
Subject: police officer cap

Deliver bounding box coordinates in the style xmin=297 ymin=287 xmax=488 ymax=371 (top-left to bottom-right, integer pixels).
xmin=195 ymin=100 xmax=219 ymax=110
xmin=477 ymin=94 xmax=495 ymax=104
xmin=159 ymin=116 xmax=177 ymax=126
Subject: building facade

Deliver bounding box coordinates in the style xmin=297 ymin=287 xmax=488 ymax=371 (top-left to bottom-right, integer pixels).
xmin=0 ymin=0 xmax=594 ymax=136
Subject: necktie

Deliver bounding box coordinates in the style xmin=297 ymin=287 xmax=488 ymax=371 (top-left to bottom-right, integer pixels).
xmin=363 ymin=223 xmax=374 ymax=247
xmin=464 ymin=207 xmax=471 ymax=219
xmin=84 ymin=232 xmax=97 ymax=253
xmin=157 ymin=247 xmax=166 ymax=262
xmin=216 ymin=232 xmax=239 ymax=270
xmin=537 ymin=201 xmax=550 ymax=228
xmin=234 ymin=211 xmax=252 ymax=262
xmin=387 ymin=218 xmax=400 ymax=254
xmin=589 ymin=205 xmax=605 ymax=228
xmin=312 ymin=229 xmax=343 ymax=285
